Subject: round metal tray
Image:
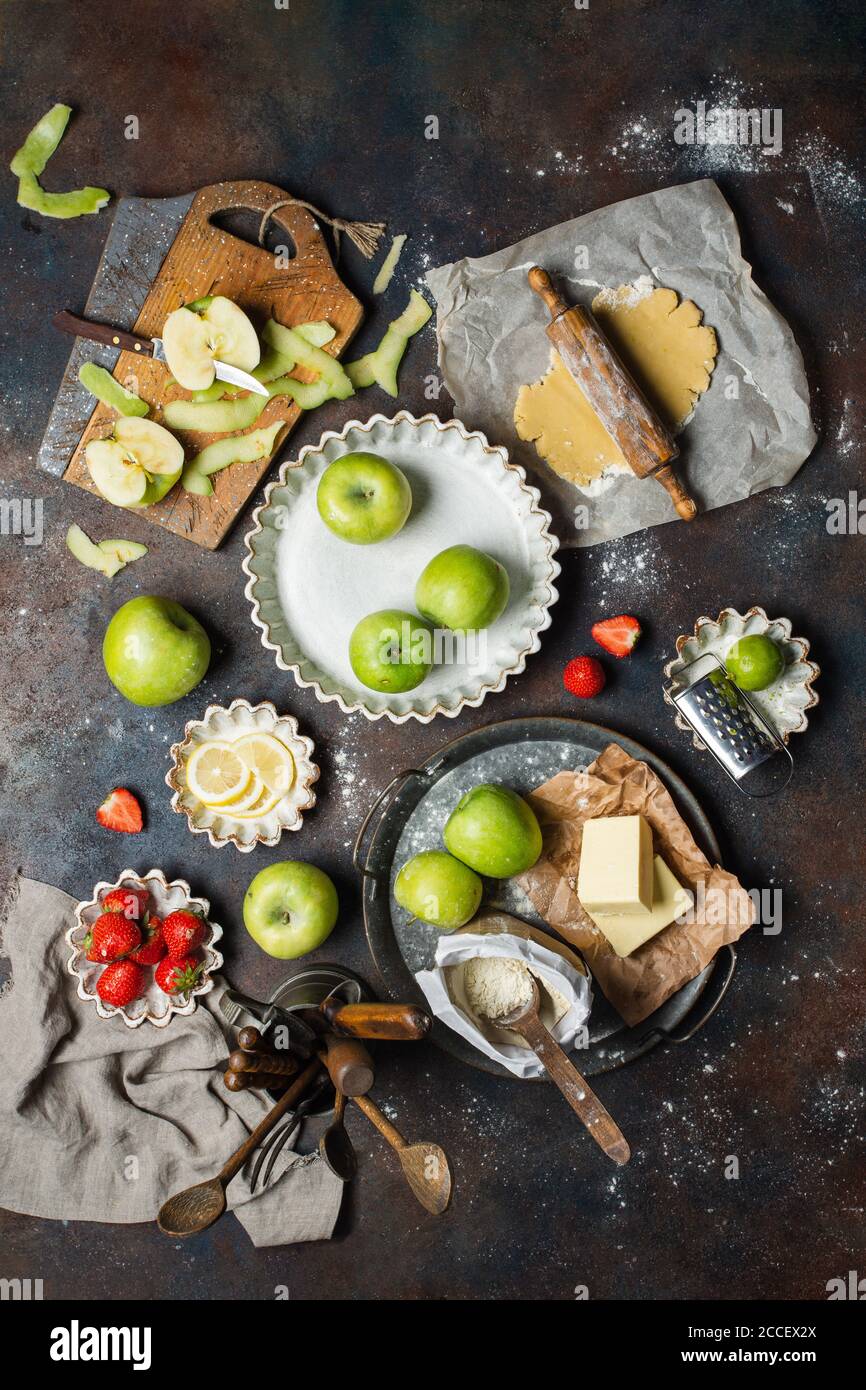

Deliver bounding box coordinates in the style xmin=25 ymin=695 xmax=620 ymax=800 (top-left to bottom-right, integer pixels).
xmin=355 ymin=716 xmax=736 ymax=1078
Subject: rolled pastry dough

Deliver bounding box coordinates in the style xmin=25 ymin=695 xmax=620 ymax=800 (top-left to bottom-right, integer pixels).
xmin=514 ymin=283 xmax=718 ymax=487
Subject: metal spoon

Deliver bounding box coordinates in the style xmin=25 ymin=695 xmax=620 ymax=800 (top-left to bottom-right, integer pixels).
xmin=484 ymin=975 xmax=631 ymax=1166
xmin=156 ymin=1058 xmax=322 ymax=1237
xmin=319 ymin=1090 xmax=357 ymax=1182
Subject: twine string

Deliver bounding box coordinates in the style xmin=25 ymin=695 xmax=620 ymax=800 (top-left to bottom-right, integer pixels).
xmin=257 ymin=198 xmax=386 ymax=260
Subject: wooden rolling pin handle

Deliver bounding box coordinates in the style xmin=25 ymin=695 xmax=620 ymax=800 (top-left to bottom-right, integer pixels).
xmin=528 ymin=265 xmax=571 ymax=321
xmin=319 ymin=1036 xmax=375 ymax=1097
xmin=654 ymin=464 xmax=697 ymax=521
xmin=237 ymin=1026 xmax=266 ymax=1053
xmin=223 ymin=1068 xmax=292 ymax=1093
xmin=322 ymin=1001 xmax=432 ymax=1041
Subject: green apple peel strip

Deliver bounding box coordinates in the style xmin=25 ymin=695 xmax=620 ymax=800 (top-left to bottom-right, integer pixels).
xmin=79 ymin=363 xmax=149 ymax=417
xmin=11 ymin=104 xmax=110 ymax=218
xmin=345 ymin=290 xmax=432 ymax=396
xmin=181 ymin=422 xmax=285 ymax=496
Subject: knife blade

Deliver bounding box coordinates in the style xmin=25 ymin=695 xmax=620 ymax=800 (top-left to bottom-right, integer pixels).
xmin=52 ymin=309 xmax=270 ymax=397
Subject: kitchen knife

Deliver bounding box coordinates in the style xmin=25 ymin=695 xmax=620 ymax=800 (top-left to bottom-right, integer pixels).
xmin=53 ymin=309 xmax=270 ymax=396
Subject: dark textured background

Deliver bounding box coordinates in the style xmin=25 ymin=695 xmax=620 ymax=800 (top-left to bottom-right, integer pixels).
xmin=0 ymin=0 xmax=863 ymax=1300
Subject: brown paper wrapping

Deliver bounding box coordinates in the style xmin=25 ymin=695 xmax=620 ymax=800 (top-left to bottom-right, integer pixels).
xmin=516 ymin=743 xmax=754 ymax=1026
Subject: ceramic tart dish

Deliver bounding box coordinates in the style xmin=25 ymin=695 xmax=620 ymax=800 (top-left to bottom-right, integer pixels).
xmin=242 ymin=412 xmax=560 ymax=722
xmin=663 ymin=605 xmax=820 ymax=747
xmin=66 ymin=869 xmax=223 ymax=1028
xmin=166 ymin=698 xmax=318 ymax=851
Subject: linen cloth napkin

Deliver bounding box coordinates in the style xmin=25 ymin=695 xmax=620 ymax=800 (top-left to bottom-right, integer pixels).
xmin=0 ymin=875 xmax=343 ymax=1246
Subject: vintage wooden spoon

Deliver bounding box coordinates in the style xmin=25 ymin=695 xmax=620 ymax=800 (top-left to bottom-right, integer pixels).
xmin=352 ymin=1094 xmax=452 ymax=1215
xmin=484 ymin=976 xmax=631 ymax=1166
xmin=156 ymin=1058 xmax=322 ymax=1237
xmin=319 ymin=1090 xmax=357 ymax=1182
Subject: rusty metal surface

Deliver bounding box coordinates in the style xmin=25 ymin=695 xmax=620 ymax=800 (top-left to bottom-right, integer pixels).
xmin=0 ymin=0 xmax=864 ymax=1300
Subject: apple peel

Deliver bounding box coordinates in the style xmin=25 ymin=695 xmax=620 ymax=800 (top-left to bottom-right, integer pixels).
xmin=79 ymin=362 xmax=149 ymax=417
xmin=11 ymin=104 xmax=110 ymax=219
xmin=182 ymin=421 xmax=285 ymax=496
xmin=345 ymin=290 xmax=431 ymax=397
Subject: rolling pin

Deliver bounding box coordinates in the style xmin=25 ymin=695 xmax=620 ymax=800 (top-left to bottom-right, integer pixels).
xmin=320 ymin=1000 xmax=432 ymax=1041
xmin=527 ymin=266 xmax=697 ymax=520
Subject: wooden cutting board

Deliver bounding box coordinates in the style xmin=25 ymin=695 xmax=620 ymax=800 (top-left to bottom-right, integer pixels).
xmin=63 ymin=180 xmax=363 ymax=549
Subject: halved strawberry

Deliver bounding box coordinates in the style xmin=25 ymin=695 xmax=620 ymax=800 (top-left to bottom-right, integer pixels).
xmin=101 ymin=885 xmax=149 ymax=920
xmin=162 ymin=909 xmax=206 ymax=959
xmin=85 ymin=911 xmax=141 ymax=963
xmin=155 ymin=954 xmax=203 ymax=996
xmin=96 ymin=788 xmax=143 ymax=834
xmin=591 ymin=615 xmax=642 ymax=658
xmin=130 ymin=913 xmax=166 ymax=966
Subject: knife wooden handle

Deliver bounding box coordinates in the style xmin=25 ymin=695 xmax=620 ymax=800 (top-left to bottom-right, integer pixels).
xmin=321 ymin=1001 xmax=432 ymax=1041
xmin=52 ymin=309 xmax=155 ymax=357
xmin=527 ymin=267 xmax=696 ymax=519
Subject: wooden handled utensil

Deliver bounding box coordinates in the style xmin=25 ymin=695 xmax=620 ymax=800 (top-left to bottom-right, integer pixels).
xmin=319 ymin=1090 xmax=357 ymax=1183
xmin=227 ymin=1049 xmax=300 ymax=1078
xmin=352 ymin=1095 xmax=452 ymax=1215
xmin=320 ymin=1000 xmax=432 ymax=1040
xmin=527 ymin=265 xmax=697 ymax=521
xmin=318 ymin=1035 xmax=375 ymax=1097
xmin=484 ymin=977 xmax=631 ymax=1166
xmin=157 ymin=1058 xmax=322 ymax=1237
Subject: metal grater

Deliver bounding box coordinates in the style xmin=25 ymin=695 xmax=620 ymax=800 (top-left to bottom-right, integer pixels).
xmin=665 ymin=652 xmax=793 ymax=797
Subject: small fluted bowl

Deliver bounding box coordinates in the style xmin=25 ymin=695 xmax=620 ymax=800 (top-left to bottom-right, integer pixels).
xmin=663 ymin=606 xmax=819 ymax=747
xmin=166 ymin=698 xmax=319 ymax=851
xmin=66 ymin=869 xmax=223 ymax=1028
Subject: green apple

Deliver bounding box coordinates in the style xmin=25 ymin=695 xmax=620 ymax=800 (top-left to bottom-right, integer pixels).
xmin=443 ymin=783 xmax=542 ymax=878
xmin=415 ymin=545 xmax=509 ymax=632
xmin=349 ymin=608 xmax=433 ymax=693
xmin=243 ymin=860 xmax=338 ymax=960
xmin=394 ymin=850 xmax=482 ymax=930
xmin=317 ymin=452 xmax=412 ymax=544
xmin=102 ymin=596 xmax=210 ymax=706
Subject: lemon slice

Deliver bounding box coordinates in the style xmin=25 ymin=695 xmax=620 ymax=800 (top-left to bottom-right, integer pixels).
xmin=186 ymin=741 xmax=252 ymax=806
xmin=217 ymin=773 xmax=266 ymax=813
xmin=228 ymin=783 xmax=282 ymax=819
xmin=235 ymin=732 xmax=295 ymax=796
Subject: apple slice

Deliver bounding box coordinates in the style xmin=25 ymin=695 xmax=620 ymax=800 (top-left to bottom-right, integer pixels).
xmin=86 ymin=440 xmax=149 ymax=506
xmin=66 ymin=525 xmax=148 ymax=577
xmin=161 ymin=296 xmax=260 ymax=390
xmin=113 ymin=418 xmax=184 ymax=475
xmin=86 ymin=418 xmax=184 ymax=508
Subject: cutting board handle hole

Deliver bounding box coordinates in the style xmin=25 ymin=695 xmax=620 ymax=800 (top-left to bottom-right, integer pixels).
xmin=208 ymin=207 xmax=296 ymax=261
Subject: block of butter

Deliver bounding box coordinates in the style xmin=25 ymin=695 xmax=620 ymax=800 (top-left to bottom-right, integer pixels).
xmin=577 ymin=814 xmax=653 ymax=916
xmin=588 ymin=855 xmax=694 ymax=957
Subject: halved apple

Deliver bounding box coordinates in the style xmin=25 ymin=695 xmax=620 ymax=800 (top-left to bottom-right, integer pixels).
xmin=162 ymin=296 xmax=260 ymax=391
xmin=85 ymin=417 xmax=184 ymax=509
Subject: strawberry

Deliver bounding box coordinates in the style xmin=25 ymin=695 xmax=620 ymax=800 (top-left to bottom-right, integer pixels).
xmin=97 ymin=959 xmax=145 ymax=1008
xmin=563 ymin=655 xmax=606 ymax=699
xmin=96 ymin=788 xmax=143 ymax=834
xmin=591 ymin=614 xmax=642 ymax=659
xmin=162 ymin=909 xmax=206 ymax=958
xmin=101 ymin=885 xmax=149 ymax=921
xmin=130 ymin=913 xmax=166 ymax=965
xmin=155 ymin=954 xmax=203 ymax=996
xmin=85 ymin=911 xmax=141 ymax=963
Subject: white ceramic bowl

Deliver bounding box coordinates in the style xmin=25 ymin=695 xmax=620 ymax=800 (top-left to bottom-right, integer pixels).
xmin=663 ymin=606 xmax=820 ymax=746
xmin=242 ymin=413 xmax=560 ymax=722
xmin=166 ymin=698 xmax=318 ymax=851
xmin=66 ymin=869 xmax=223 ymax=1028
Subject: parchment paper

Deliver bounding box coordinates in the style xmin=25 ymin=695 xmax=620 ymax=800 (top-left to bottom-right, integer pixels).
xmin=426 ymin=179 xmax=816 ymax=546
xmin=416 ymin=931 xmax=593 ymax=1080
xmin=516 ymin=743 xmax=755 ymax=1026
